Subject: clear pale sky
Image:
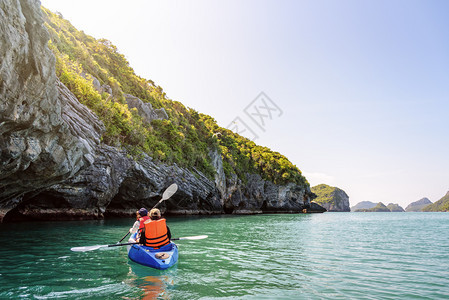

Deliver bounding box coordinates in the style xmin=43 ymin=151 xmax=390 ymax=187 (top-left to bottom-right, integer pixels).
xmin=41 ymin=0 xmax=449 ymax=208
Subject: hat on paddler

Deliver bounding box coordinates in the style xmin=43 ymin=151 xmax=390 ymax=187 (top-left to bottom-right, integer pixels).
xmin=149 ymin=208 xmax=161 ymax=218
xmin=138 ymin=208 xmax=148 ymax=216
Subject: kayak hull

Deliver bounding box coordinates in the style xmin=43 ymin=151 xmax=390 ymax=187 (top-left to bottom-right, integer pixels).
xmin=127 ymin=234 xmax=178 ymax=270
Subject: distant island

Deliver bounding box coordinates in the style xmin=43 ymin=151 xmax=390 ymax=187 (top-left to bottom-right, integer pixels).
xmin=351 ymin=192 xmax=449 ymax=213
xmin=351 ymin=201 xmax=376 ymax=211
xmin=387 ymin=203 xmax=405 ymax=212
xmin=405 ymin=198 xmax=432 ymax=212
xmin=352 ymin=202 xmax=405 ymax=212
xmin=311 ymin=184 xmax=350 ymax=212
xmin=355 ymin=202 xmax=391 ymax=212
xmin=422 ymin=192 xmax=449 ymax=212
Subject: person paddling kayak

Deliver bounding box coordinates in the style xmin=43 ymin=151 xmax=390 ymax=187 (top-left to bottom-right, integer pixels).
xmin=137 ymin=208 xmax=150 ymax=230
xmin=139 ymin=208 xmax=172 ymax=248
xmin=130 ymin=208 xmax=150 ymax=240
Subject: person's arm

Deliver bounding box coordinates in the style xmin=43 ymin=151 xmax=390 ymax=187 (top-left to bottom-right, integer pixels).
xmin=130 ymin=220 xmax=140 ymax=234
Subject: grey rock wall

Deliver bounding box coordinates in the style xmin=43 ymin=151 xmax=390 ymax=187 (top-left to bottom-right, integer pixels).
xmin=0 ymin=0 xmax=103 ymax=221
xmin=325 ymin=188 xmax=350 ymax=212
xmin=124 ymin=94 xmax=168 ymax=123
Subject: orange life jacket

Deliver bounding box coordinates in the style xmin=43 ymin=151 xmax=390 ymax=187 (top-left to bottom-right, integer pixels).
xmin=143 ymin=218 xmax=170 ymax=248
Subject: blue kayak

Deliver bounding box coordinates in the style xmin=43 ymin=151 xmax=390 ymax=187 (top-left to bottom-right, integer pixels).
xmin=127 ymin=233 xmax=178 ymax=270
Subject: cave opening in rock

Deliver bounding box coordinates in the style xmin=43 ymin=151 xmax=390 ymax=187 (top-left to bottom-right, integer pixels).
xmin=261 ymin=200 xmax=269 ymax=213
xmin=2 ymin=192 xmax=72 ymax=222
xmin=223 ymin=205 xmax=234 ymax=214
xmin=2 ymin=206 xmax=28 ymax=223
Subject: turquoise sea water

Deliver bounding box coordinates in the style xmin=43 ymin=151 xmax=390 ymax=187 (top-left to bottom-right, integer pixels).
xmin=1 ymin=213 xmax=448 ymax=299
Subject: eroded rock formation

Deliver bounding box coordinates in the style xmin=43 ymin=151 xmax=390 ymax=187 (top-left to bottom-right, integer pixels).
xmin=0 ymin=0 xmax=103 ymax=221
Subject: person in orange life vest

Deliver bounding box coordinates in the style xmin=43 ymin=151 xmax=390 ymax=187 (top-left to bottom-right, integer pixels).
xmin=140 ymin=208 xmax=172 ymax=249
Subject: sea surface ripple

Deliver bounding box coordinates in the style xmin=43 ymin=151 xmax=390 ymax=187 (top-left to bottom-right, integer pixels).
xmin=1 ymin=213 xmax=448 ymax=299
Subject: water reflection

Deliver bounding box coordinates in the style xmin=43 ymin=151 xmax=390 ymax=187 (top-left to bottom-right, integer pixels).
xmin=125 ymin=261 xmax=177 ymax=299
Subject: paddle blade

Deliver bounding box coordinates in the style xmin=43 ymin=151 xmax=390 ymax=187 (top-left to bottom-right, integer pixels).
xmin=178 ymin=235 xmax=208 ymax=240
xmin=162 ymin=183 xmax=178 ymax=200
xmin=70 ymin=245 xmax=105 ymax=252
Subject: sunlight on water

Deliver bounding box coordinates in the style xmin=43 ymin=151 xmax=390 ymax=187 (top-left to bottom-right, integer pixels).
xmin=1 ymin=213 xmax=448 ymax=299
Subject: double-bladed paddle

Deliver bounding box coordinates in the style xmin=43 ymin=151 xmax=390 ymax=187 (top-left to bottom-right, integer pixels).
xmin=70 ymin=235 xmax=208 ymax=252
xmin=71 ymin=242 xmax=138 ymax=252
xmin=172 ymin=235 xmax=208 ymax=241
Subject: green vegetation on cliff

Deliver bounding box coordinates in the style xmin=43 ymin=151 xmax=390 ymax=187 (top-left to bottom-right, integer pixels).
xmin=311 ymin=184 xmax=335 ymax=204
xmin=41 ymin=7 xmax=307 ymax=186
xmin=422 ymin=192 xmax=449 ymax=212
xmin=42 ymin=8 xmax=214 ymax=176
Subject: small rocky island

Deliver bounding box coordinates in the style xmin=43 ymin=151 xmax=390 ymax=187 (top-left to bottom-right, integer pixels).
xmin=351 ymin=201 xmax=376 ymax=211
xmin=386 ymin=203 xmax=405 ymax=212
xmin=352 ymin=201 xmax=405 ymax=212
xmin=405 ymin=198 xmax=432 ymax=212
xmin=354 ymin=202 xmax=392 ymax=212
xmin=311 ymin=184 xmax=350 ymax=212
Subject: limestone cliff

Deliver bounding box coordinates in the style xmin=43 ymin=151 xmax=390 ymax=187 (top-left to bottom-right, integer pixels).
xmin=0 ymin=0 xmax=315 ymax=222
xmin=311 ymin=184 xmax=350 ymax=212
xmin=0 ymin=0 xmax=103 ymax=221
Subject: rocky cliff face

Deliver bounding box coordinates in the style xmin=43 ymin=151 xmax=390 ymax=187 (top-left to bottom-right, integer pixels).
xmin=5 ymin=144 xmax=313 ymax=221
xmin=0 ymin=0 xmax=314 ymax=222
xmin=311 ymin=184 xmax=350 ymax=212
xmin=124 ymin=94 xmax=168 ymax=123
xmin=224 ymin=173 xmax=313 ymax=214
xmin=0 ymin=0 xmax=103 ymax=221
